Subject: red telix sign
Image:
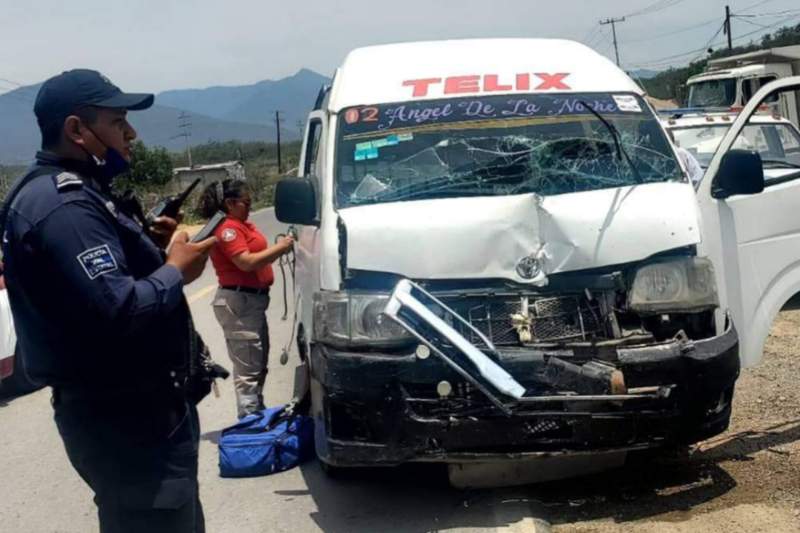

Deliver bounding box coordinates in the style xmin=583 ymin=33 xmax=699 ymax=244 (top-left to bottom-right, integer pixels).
xmin=402 ymin=73 xmax=571 ymax=97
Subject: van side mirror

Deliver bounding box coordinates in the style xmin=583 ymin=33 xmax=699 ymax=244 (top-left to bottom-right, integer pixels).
xmin=711 ymin=149 xmax=765 ymax=199
xmin=274 ymin=178 xmax=319 ymax=226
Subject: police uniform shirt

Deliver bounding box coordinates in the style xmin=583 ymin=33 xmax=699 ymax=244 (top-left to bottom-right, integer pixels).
xmin=3 ymin=152 xmax=187 ymax=391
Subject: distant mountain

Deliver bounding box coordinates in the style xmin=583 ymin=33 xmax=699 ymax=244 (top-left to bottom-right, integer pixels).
xmin=0 ymin=69 xmax=330 ymax=165
xmin=0 ymin=84 xmax=43 ymax=165
xmin=128 ymin=105 xmax=278 ymax=152
xmin=157 ymin=68 xmax=330 ymax=130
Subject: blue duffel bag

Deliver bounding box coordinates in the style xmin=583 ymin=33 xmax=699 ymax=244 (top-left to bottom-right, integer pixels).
xmin=218 ymin=405 xmax=315 ymax=478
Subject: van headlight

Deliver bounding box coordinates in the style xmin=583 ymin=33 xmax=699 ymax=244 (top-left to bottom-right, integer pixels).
xmin=629 ymin=257 xmax=718 ymax=313
xmin=313 ymin=291 xmax=414 ymax=348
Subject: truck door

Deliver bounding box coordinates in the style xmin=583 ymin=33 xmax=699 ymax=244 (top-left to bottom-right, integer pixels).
xmin=697 ymin=77 xmax=800 ymax=367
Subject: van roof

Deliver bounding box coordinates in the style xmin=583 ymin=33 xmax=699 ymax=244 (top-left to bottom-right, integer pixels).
xmin=327 ymin=39 xmax=643 ymax=111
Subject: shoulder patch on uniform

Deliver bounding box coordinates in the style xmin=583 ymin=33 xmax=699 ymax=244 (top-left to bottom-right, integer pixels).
xmin=77 ymin=244 xmax=118 ymax=280
xmin=55 ymin=172 xmax=83 ymax=192
xmin=221 ymin=228 xmax=237 ymax=242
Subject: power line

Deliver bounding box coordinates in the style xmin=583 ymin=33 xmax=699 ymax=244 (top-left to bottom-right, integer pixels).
xmin=734 ymin=16 xmax=777 ymax=30
xmin=625 ymin=0 xmax=686 ymax=18
xmin=587 ymin=26 xmax=610 ymax=49
xmin=581 ymin=25 xmax=603 ymax=46
xmin=736 ymin=0 xmax=779 ymax=14
xmin=631 ymin=21 xmax=726 ymax=67
xmin=728 ymin=12 xmax=800 ymax=41
xmin=622 ymin=18 xmax=720 ymax=43
xmin=734 ymin=8 xmax=800 ymax=18
xmin=628 ymin=12 xmax=800 ymax=69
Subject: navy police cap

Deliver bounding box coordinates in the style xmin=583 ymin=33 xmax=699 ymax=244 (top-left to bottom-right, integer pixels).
xmin=34 ymin=69 xmax=154 ymax=126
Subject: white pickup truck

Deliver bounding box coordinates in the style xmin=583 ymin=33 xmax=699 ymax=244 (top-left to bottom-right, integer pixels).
xmin=274 ymin=38 xmax=800 ymax=472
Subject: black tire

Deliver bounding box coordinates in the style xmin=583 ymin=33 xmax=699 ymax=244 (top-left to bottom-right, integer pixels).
xmin=319 ymin=460 xmax=347 ymax=479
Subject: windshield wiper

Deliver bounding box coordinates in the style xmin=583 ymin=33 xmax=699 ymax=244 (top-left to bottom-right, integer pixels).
xmin=579 ymin=100 xmax=644 ymax=184
xmin=762 ymin=159 xmax=800 ymax=169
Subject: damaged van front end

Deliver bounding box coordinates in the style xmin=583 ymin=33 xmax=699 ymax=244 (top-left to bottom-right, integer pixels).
xmin=310 ymin=255 xmax=739 ymax=467
xmin=309 ymin=186 xmax=739 ymax=467
xmin=285 ymin=39 xmax=741 ymax=469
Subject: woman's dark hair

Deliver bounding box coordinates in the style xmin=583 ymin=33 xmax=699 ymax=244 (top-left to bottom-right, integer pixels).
xmin=196 ymin=179 xmax=249 ymax=218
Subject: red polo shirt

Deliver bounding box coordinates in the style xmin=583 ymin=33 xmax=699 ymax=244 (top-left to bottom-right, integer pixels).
xmin=210 ymin=217 xmax=275 ymax=288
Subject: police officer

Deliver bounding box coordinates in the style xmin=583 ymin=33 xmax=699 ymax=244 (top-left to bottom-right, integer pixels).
xmin=1 ymin=69 xmax=216 ymax=532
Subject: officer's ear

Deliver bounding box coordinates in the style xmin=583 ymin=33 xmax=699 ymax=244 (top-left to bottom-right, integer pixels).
xmin=63 ymin=115 xmax=87 ymax=147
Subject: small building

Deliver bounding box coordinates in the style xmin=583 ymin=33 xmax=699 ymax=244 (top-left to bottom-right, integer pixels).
xmin=172 ymin=160 xmax=246 ymax=192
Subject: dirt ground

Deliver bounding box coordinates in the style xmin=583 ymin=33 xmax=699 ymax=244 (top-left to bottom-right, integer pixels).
xmin=526 ymin=310 xmax=800 ymax=532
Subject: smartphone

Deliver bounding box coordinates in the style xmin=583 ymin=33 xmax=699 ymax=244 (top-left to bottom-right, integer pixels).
xmin=191 ymin=211 xmax=226 ymax=243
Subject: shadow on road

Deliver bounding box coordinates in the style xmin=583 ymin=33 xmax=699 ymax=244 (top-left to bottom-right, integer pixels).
xmin=296 ymin=419 xmax=800 ymax=531
xmin=201 ymin=429 xmax=222 ymax=445
xmin=698 ymin=418 xmax=800 ymax=462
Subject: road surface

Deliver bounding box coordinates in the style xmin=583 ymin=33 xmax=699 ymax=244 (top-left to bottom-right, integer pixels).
xmin=1 ymin=208 xmax=799 ymax=532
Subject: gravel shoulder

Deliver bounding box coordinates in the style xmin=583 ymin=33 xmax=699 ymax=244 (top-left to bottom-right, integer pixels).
xmin=540 ymin=309 xmax=800 ymax=532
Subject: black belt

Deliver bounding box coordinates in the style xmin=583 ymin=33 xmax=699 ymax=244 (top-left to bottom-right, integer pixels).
xmin=220 ymin=285 xmax=269 ymax=295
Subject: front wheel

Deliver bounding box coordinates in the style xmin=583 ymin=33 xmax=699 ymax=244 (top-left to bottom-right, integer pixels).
xmin=319 ymin=459 xmax=347 ymax=479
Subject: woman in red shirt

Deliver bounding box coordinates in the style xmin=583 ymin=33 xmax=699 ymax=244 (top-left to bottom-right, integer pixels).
xmin=197 ymin=179 xmax=293 ymax=418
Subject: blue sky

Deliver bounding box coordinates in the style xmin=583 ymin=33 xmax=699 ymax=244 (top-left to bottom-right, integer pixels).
xmin=1 ymin=0 xmax=799 ymax=94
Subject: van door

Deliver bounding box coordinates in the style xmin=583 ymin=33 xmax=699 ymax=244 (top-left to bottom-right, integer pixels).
xmin=697 ymin=77 xmax=800 ymax=367
xmin=295 ymin=111 xmax=327 ymax=342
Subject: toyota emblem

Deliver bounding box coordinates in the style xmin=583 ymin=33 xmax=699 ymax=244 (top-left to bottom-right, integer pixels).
xmin=516 ymin=256 xmax=542 ymax=279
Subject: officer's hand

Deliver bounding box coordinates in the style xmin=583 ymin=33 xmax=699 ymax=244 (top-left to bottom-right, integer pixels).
xmin=149 ymin=216 xmax=180 ymax=249
xmin=166 ymin=231 xmax=216 ymax=285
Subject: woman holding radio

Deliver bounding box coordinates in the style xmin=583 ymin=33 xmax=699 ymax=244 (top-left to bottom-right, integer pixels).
xmin=197 ymin=179 xmax=294 ymax=418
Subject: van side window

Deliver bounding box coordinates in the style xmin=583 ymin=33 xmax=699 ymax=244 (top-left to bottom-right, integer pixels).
xmin=304 ymin=120 xmax=323 ymax=178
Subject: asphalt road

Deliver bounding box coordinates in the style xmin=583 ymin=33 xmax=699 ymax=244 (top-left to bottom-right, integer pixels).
xmin=0 ymin=208 xmax=551 ymax=533
xmin=3 ymin=208 xmax=798 ymax=532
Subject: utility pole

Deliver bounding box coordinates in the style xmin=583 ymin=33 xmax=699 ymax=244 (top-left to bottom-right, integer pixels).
xmin=599 ymin=17 xmax=625 ymax=66
xmin=724 ymin=5 xmax=733 ymax=50
xmin=177 ymin=111 xmax=193 ymax=168
xmin=274 ymin=110 xmax=283 ymax=175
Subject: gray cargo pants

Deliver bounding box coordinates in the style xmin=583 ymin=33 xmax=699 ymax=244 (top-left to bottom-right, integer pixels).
xmin=212 ymin=288 xmax=270 ymax=418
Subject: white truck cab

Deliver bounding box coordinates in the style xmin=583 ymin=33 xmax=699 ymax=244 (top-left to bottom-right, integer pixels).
xmin=275 ymin=38 xmax=800 ymax=470
xmin=686 ymin=45 xmax=800 ymax=128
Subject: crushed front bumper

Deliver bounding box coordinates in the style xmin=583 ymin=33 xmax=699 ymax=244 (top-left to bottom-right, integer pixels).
xmin=310 ymin=281 xmax=740 ymax=467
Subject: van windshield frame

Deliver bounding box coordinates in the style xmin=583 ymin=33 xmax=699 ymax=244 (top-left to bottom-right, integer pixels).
xmin=333 ymin=92 xmax=683 ymax=208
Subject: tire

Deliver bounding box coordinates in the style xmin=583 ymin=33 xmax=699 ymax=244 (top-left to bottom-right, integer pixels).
xmin=319 ymin=460 xmax=347 ymax=479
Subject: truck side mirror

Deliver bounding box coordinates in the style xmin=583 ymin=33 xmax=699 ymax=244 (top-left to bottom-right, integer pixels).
xmin=711 ymin=149 xmax=765 ymax=200
xmin=274 ymin=178 xmax=319 ymax=226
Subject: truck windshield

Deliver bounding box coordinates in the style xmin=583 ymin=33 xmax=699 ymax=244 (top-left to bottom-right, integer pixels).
xmin=335 ymin=93 xmax=682 ymax=207
xmin=670 ymin=122 xmax=800 ymax=169
xmin=687 ymin=79 xmax=737 ymax=108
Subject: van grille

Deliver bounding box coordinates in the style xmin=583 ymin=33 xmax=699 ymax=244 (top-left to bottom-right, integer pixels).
xmin=441 ymin=293 xmax=605 ymax=346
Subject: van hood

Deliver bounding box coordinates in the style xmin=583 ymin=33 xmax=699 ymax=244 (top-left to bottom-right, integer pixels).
xmin=337 ymin=182 xmax=701 ymax=285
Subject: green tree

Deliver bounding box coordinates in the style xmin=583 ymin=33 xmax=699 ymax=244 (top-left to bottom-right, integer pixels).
xmin=120 ymin=141 xmax=173 ymax=186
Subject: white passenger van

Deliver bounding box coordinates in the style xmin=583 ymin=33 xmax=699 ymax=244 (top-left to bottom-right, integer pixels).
xmin=275 ymin=39 xmax=800 ymax=470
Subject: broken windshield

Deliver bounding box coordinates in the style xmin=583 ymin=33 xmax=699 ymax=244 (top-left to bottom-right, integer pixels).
xmin=335 ymin=93 xmax=682 ymax=207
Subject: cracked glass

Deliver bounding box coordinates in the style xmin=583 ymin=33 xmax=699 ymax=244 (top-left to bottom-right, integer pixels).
xmin=336 ymin=93 xmax=682 ymax=207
